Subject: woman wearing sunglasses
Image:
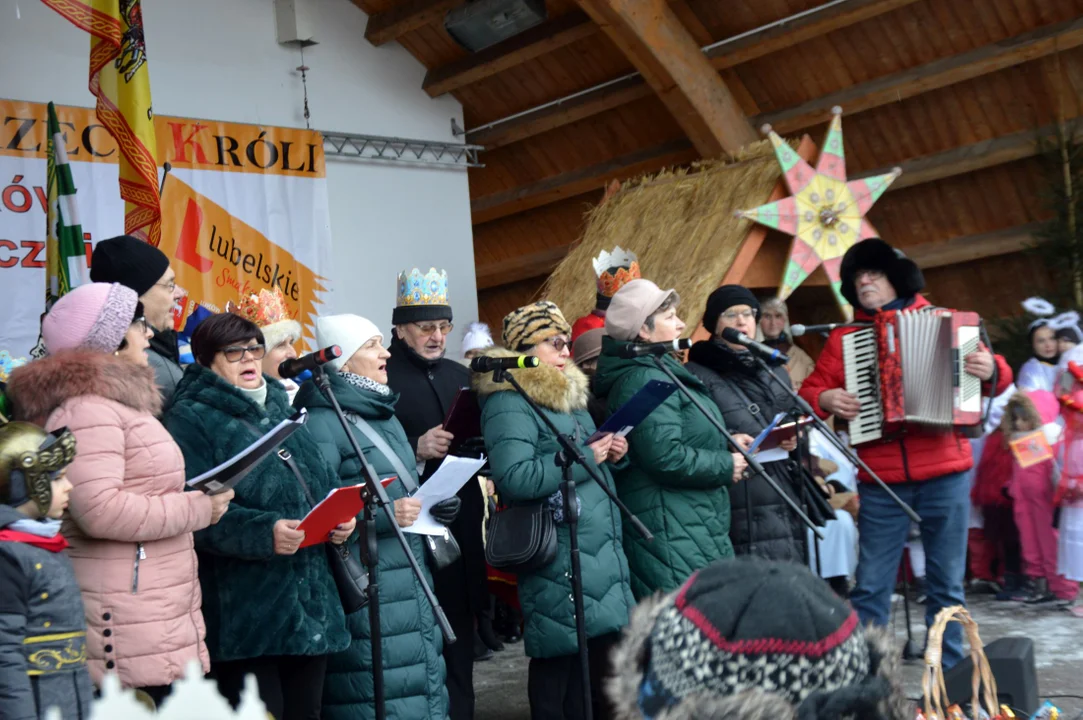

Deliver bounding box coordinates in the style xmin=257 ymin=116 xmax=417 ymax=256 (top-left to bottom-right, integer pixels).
xmin=475 ymin=301 xmax=634 ymax=720
xmin=7 ymin=283 xmax=232 ymax=708
xmin=163 ymin=312 xmax=351 ymax=719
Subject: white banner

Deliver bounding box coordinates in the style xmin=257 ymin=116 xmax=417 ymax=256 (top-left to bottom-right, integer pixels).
xmin=0 ymin=99 xmax=331 ymax=358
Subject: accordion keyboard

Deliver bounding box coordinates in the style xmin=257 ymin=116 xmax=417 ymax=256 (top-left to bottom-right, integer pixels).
xmin=842 ymin=328 xmax=884 ymax=445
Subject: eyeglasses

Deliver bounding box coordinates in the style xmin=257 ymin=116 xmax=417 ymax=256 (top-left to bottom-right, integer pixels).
xmin=414 ymin=322 xmax=453 ymax=336
xmin=131 ymin=316 xmax=148 ymax=334
xmin=543 ymin=336 xmax=570 ymax=352
xmin=156 ymin=279 xmax=177 ymax=292
xmin=721 ymin=309 xmax=757 ymax=321
xmin=220 ymin=344 xmax=266 ymax=362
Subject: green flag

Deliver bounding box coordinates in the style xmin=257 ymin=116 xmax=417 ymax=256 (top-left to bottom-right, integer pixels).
xmin=45 ymin=101 xmax=88 ymax=307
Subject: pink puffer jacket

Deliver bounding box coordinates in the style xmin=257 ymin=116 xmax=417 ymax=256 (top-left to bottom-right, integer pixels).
xmin=8 ymin=351 xmax=214 ymax=688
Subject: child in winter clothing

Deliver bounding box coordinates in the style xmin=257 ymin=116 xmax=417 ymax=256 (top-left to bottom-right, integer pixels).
xmin=1056 ymin=351 xmax=1083 ymax=617
xmin=1004 ymin=391 xmax=1077 ymax=604
xmin=972 ymin=421 xmax=1025 ymax=599
xmin=0 ymin=421 xmax=93 ymax=719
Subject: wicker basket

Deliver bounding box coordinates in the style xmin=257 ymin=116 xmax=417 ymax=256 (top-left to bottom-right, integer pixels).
xmin=922 ymin=605 xmax=999 ymax=720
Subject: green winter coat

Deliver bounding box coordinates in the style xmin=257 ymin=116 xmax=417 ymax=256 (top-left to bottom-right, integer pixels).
xmin=293 ymin=373 xmax=447 ymax=720
xmin=474 ymin=349 xmax=634 ymax=660
xmin=161 ymin=364 xmax=349 ymax=662
xmin=593 ymin=337 xmax=735 ymax=600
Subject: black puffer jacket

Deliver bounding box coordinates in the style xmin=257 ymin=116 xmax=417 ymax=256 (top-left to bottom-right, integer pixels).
xmin=686 ymin=340 xmax=807 ymax=563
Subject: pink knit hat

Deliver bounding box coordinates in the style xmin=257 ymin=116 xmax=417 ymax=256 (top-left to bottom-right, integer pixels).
xmin=42 ymin=282 xmax=139 ymax=354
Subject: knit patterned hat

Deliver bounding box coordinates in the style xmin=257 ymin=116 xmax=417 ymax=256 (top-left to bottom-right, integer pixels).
xmin=90 ymin=235 xmax=171 ymax=296
xmin=503 ymin=301 xmax=572 ymax=352
xmin=42 ymin=282 xmax=139 ymax=355
xmin=635 ymin=559 xmax=871 ymax=717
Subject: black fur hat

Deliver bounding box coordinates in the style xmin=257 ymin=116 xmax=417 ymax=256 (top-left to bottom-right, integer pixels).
xmin=839 ymin=239 xmax=924 ymax=308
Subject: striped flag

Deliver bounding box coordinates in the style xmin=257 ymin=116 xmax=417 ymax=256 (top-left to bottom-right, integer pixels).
xmin=44 ymin=101 xmax=89 ymax=308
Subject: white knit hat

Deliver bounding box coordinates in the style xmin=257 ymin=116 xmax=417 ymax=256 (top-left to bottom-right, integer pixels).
xmin=315 ymin=314 xmax=383 ymax=372
xmin=462 ymin=322 xmax=494 ymax=355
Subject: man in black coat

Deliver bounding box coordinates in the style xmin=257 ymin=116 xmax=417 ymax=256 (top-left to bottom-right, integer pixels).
xmin=386 ymin=268 xmax=488 ymax=720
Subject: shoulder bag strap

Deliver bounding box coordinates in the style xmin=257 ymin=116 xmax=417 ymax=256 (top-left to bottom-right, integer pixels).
xmin=237 ymin=419 xmax=318 ymax=507
xmin=717 ymin=375 xmax=770 ymax=432
xmin=347 ymin=414 xmax=419 ymax=494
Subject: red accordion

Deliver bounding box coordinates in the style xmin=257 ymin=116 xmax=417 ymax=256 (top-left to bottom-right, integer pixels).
xmin=843 ymin=308 xmax=983 ymax=445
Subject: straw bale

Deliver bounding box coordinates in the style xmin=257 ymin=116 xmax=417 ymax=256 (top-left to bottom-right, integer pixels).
xmin=541 ymin=138 xmax=788 ymax=332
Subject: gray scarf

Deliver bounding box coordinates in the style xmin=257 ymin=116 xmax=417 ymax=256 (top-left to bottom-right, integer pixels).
xmin=339 ymin=370 xmax=392 ymax=397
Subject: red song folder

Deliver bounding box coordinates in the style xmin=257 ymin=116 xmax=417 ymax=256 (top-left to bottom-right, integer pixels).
xmin=297 ymin=476 xmax=396 ymax=547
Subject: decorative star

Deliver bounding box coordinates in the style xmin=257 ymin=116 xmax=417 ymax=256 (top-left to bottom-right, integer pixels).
xmin=734 ymin=106 xmax=901 ymax=317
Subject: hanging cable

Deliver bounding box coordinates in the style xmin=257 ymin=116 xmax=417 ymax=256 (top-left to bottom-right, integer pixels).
xmin=297 ymin=44 xmax=311 ymax=130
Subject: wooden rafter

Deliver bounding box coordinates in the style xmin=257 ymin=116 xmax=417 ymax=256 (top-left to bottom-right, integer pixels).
xmin=572 ymin=0 xmax=757 ymax=157
xmin=423 ymin=12 xmax=595 ymax=97
xmin=469 ymin=0 xmax=918 ymax=149
xmin=759 ymin=15 xmax=1083 ymax=134
xmin=363 ymin=0 xmax=463 ymax=47
xmin=471 ymin=139 xmax=696 ymax=225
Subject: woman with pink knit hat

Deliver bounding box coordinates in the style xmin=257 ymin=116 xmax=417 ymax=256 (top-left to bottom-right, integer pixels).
xmin=6 ymin=282 xmax=233 ymax=707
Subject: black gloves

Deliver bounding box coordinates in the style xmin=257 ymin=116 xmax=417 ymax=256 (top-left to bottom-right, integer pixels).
xmin=431 ymin=496 xmax=461 ymax=525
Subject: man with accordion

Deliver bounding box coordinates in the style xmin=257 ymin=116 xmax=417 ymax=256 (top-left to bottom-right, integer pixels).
xmin=800 ymin=238 xmax=1012 ymax=669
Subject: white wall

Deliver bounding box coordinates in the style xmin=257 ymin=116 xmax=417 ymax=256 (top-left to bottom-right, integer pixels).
xmin=0 ymin=0 xmax=477 ymax=353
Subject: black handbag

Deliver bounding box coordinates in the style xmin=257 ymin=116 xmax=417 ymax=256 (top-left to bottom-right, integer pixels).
xmin=485 ymin=502 xmax=557 ymax=574
xmin=347 ymin=414 xmax=462 ymax=571
xmin=276 ymin=448 xmax=370 ymax=614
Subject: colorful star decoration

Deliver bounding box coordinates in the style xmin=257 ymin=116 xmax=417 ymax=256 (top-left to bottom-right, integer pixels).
xmin=735 ymin=106 xmax=901 ymax=317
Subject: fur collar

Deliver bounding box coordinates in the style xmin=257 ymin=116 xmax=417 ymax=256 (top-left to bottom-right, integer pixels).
xmin=472 ymin=347 xmax=589 ymax=414
xmin=608 ymin=591 xmax=912 ymax=720
xmin=8 ymin=350 xmax=161 ymax=425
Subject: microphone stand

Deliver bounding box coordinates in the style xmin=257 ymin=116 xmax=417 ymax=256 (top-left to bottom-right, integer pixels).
xmin=648 ymin=355 xmax=824 ymax=541
xmin=310 ymin=366 xmax=456 ymax=720
xmin=748 ymin=355 xmax=921 ymax=524
xmin=488 ymin=366 xmax=654 ymax=720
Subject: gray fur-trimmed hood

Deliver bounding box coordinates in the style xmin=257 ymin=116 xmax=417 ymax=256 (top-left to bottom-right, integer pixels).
xmin=606 ymin=590 xmax=914 ymax=720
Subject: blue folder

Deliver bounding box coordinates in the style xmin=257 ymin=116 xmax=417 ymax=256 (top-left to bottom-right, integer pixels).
xmin=588 ymin=380 xmax=677 ymax=443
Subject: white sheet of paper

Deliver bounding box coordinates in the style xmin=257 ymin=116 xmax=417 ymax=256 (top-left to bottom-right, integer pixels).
xmin=754 ymin=447 xmax=790 ymax=464
xmin=402 ymin=455 xmax=487 ymax=537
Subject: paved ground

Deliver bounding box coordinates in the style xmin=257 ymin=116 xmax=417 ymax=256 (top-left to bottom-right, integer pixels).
xmin=474 ymin=592 xmax=1083 ymax=719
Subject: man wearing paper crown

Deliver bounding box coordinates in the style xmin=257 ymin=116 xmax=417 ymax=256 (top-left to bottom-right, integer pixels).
xmin=386 ymin=267 xmax=488 ymax=720
xmin=226 ymin=287 xmax=304 ymax=403
xmin=571 ymin=246 xmax=642 ymax=348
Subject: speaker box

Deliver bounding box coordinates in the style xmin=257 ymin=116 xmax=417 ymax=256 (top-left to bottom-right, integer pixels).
xmin=943 ymin=637 xmax=1038 ymax=716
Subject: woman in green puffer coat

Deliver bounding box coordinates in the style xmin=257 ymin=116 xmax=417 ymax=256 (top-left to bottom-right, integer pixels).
xmin=475 ymin=301 xmax=634 ymax=720
xmin=293 ymin=314 xmax=450 ymax=720
xmin=592 ymin=279 xmax=748 ymax=600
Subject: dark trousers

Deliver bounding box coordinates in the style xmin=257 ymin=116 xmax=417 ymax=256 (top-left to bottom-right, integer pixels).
xmin=213 ymin=654 xmax=328 ymax=720
xmin=527 ymin=632 xmax=619 ymax=720
xmin=982 ymin=504 xmax=1022 ymax=577
xmin=445 ymin=609 xmax=476 ymax=720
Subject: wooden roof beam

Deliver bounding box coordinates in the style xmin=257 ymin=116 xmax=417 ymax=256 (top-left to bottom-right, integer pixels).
xmin=363 ymin=0 xmax=464 ymax=47
xmin=573 ymin=0 xmax=757 ymax=157
xmin=760 ymin=15 xmax=1083 ymax=134
xmin=476 ymin=245 xmax=573 ymax=290
xmin=469 ymin=0 xmax=918 ymax=148
xmin=423 ymin=12 xmax=596 ymax=97
xmin=471 ymin=139 xmax=696 ymax=225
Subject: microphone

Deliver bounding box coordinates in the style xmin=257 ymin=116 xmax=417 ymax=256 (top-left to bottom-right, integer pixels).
xmin=791 ymin=322 xmax=869 ymax=337
xmin=615 ymin=338 xmax=692 ymax=358
xmin=470 ymin=355 xmax=541 ymax=372
xmin=278 ymin=345 xmax=342 ymax=379
xmin=720 ymin=328 xmax=789 ymax=365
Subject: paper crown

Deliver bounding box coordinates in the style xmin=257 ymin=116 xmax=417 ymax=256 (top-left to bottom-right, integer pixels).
xmin=397 ymin=267 xmax=449 ymax=308
xmin=226 ymin=287 xmax=293 ymax=328
xmin=592 ymin=247 xmax=641 ymax=298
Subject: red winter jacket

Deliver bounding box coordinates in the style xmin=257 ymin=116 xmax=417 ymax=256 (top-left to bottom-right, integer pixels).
xmin=799 ymin=296 xmax=1013 ymax=484
xmin=971 ymin=432 xmax=1014 ymax=507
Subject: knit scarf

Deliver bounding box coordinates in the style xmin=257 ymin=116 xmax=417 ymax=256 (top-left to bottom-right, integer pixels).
xmin=339 ymin=370 xmax=392 ymax=397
